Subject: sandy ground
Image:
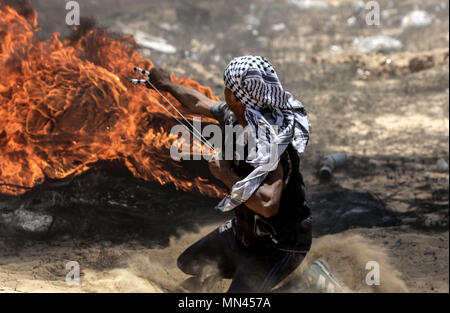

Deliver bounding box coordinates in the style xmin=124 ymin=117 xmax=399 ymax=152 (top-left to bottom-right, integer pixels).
xmin=0 ymin=0 xmax=448 ymax=293
xmin=0 ymin=225 xmax=447 ymax=293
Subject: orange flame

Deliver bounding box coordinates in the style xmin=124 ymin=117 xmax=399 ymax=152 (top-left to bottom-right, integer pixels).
xmin=0 ymin=4 xmax=224 ymax=197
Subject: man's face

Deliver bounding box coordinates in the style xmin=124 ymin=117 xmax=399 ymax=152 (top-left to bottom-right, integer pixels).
xmin=224 ymin=87 xmax=247 ymax=126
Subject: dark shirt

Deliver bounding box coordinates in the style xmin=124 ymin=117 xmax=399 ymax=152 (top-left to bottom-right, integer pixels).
xmin=210 ymin=102 xmax=312 ymax=252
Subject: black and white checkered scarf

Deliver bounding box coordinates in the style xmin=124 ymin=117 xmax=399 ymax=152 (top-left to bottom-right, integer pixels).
xmin=217 ymin=56 xmax=310 ymax=212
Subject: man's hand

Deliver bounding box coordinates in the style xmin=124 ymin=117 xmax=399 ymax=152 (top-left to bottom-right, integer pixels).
xmin=147 ymin=67 xmax=172 ymax=91
xmin=145 ymin=67 xmax=216 ymax=117
xmin=208 ymin=155 xmax=234 ymax=185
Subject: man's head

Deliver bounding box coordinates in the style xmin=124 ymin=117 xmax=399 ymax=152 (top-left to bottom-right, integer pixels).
xmin=223 ymin=56 xmax=288 ymax=125
xmin=224 ymin=87 xmax=247 ymax=126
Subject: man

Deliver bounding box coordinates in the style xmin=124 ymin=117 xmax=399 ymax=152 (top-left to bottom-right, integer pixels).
xmin=148 ymin=56 xmax=312 ymax=293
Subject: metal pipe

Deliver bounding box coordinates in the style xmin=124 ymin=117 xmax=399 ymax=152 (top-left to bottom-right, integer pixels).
xmin=319 ymin=152 xmax=348 ymax=180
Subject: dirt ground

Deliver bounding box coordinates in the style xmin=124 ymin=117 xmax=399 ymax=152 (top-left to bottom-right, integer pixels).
xmin=0 ymin=0 xmax=448 ymax=292
xmin=0 ymin=225 xmax=447 ymax=293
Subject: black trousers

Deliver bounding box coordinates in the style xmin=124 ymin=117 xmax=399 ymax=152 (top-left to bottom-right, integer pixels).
xmin=177 ymin=220 xmax=306 ymax=293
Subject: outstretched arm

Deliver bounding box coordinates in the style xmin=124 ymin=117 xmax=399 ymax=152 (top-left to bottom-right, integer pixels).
xmin=148 ymin=67 xmax=218 ymax=117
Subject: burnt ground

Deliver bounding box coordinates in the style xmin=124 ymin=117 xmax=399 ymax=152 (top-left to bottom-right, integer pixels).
xmin=0 ymin=0 xmax=448 ymax=292
xmin=0 ymin=160 xmax=399 ymax=242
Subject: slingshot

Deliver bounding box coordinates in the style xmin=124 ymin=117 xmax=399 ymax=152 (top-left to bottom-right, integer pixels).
xmin=130 ymin=67 xmax=216 ymax=152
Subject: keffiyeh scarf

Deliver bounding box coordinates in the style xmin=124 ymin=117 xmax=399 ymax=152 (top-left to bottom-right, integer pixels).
xmin=216 ymin=56 xmax=310 ymax=212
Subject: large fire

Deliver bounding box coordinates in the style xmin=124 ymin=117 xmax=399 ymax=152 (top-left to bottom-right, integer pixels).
xmin=0 ymin=3 xmax=223 ymax=197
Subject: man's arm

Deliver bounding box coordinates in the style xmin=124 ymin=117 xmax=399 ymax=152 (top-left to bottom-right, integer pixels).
xmin=209 ymin=158 xmax=283 ymax=218
xmin=148 ymin=67 xmax=217 ymax=117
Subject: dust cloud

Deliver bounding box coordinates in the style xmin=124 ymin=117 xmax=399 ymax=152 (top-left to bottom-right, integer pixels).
xmin=79 ymin=226 xmax=408 ymax=293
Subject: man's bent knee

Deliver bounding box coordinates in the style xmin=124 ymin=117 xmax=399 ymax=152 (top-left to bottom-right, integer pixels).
xmin=177 ymin=249 xmax=199 ymax=276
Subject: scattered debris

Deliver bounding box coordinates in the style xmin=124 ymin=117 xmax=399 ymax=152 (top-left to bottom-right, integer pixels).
xmin=353 ymin=36 xmax=403 ymax=54
xmin=319 ymin=152 xmax=348 ymax=180
xmin=401 ymin=10 xmax=433 ymax=28
xmin=0 ymin=206 xmax=53 ymax=233
xmin=330 ymin=45 xmax=341 ymax=53
xmin=347 ymin=16 xmax=357 ymax=27
xmin=115 ymin=23 xmax=177 ymax=54
xmin=133 ymin=31 xmax=177 ymax=54
xmin=159 ymin=22 xmax=180 ymax=32
xmin=288 ymin=0 xmax=329 ymax=10
xmin=437 ymin=158 xmax=449 ymax=172
xmin=245 ymin=3 xmax=261 ymax=29
xmin=272 ymin=23 xmax=286 ymax=32
xmin=356 ymin=68 xmax=372 ymax=78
